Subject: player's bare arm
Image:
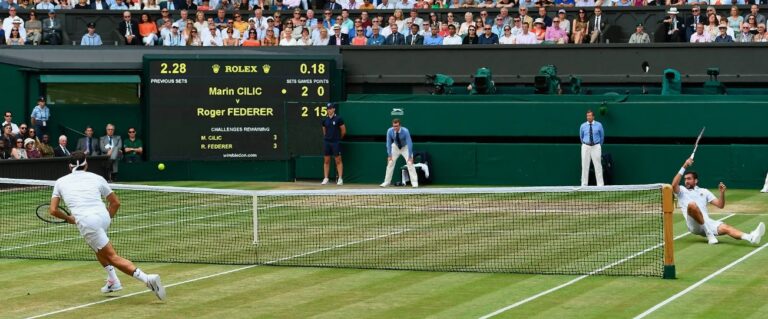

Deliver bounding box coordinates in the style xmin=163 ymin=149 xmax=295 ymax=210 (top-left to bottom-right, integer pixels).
xmin=672 ymin=158 xmax=693 ymax=194
xmin=710 ymin=182 xmax=726 ymax=209
xmin=49 ymin=196 xmax=75 ymax=224
xmin=106 ymin=193 xmax=120 ymax=218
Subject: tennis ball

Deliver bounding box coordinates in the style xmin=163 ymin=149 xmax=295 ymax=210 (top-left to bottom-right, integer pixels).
xmin=157 ymin=163 xmax=166 ymax=171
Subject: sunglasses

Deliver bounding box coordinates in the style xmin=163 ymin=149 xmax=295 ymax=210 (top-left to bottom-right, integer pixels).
xmin=128 ymin=131 xmax=136 ymax=133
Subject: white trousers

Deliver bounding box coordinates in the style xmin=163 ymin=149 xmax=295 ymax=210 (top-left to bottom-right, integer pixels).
xmin=581 ymin=144 xmax=604 ymax=186
xmin=383 ymin=144 xmax=418 ymax=186
xmin=763 ymin=172 xmax=768 ymax=191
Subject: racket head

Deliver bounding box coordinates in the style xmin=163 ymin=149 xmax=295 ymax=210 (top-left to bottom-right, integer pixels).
xmin=36 ymin=204 xmax=70 ymax=224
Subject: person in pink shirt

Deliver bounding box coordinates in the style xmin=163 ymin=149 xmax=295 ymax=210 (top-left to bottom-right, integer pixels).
xmin=689 ymin=23 xmax=711 ymax=43
xmin=544 ymin=17 xmax=569 ymax=44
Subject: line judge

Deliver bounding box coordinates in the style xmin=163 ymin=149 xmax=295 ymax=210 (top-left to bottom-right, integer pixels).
xmin=321 ymin=103 xmax=345 ymax=185
xmin=579 ymin=109 xmax=604 ymax=186
xmin=380 ymin=118 xmax=418 ymax=188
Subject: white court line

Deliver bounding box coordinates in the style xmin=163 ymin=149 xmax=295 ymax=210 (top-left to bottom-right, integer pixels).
xmin=24 ymin=229 xmax=411 ymax=319
xmin=478 ymin=214 xmax=736 ymax=319
xmin=633 ymin=240 xmax=768 ymax=319
xmin=1 ymin=204 xmax=283 ymax=253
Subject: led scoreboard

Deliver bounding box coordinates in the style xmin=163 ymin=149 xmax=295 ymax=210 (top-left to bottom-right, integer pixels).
xmin=144 ymin=56 xmax=335 ymax=161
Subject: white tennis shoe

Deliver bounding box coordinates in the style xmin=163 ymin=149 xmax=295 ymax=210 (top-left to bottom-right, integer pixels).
xmin=761 ymin=187 xmax=768 ymax=193
xmin=379 ymin=182 xmax=389 ymax=187
xmin=321 ymin=178 xmax=329 ymax=185
xmin=146 ymin=274 xmax=166 ymax=300
xmin=101 ymin=280 xmax=123 ymax=293
xmin=337 ymin=178 xmax=343 ymax=185
xmin=750 ymin=222 xmax=765 ymax=245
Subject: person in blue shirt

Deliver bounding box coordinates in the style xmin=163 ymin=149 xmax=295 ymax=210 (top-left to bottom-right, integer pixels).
xmin=30 ymin=97 xmax=50 ymax=136
xmin=579 ymin=109 xmax=604 ymax=186
xmin=367 ymin=25 xmax=386 ymax=45
xmin=478 ymin=25 xmax=499 ymax=44
xmin=321 ymin=103 xmax=346 ymax=185
xmin=380 ymin=118 xmax=418 ymax=188
xmin=81 ymin=22 xmax=103 ymax=46
xmin=714 ymin=25 xmax=734 ymax=42
xmin=423 ymin=25 xmax=443 ymax=45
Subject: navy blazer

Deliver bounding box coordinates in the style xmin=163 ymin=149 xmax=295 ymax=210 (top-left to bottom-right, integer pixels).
xmin=327 ymin=33 xmax=349 ymax=45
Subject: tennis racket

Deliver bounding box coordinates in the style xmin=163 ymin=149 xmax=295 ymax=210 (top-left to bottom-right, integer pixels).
xmin=690 ymin=127 xmax=706 ymax=159
xmin=35 ymin=204 xmax=71 ymax=224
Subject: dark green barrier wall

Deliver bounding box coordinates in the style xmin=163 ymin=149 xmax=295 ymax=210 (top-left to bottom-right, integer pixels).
xmin=340 ymin=95 xmax=768 ymax=138
xmin=324 ymin=142 xmax=768 ymax=189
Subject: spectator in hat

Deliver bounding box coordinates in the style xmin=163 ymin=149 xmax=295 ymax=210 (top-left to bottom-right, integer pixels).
xmin=556 ymin=9 xmax=570 ymax=34
xmin=25 ymin=137 xmax=41 ymax=159
xmin=30 ymin=97 xmax=50 ymax=136
xmin=532 ymin=18 xmax=546 ymax=42
xmin=663 ymin=7 xmax=684 ymax=42
xmin=81 ymin=22 xmax=103 ymax=45
xmin=6 ymin=17 xmax=26 ymax=42
xmin=328 ymin=24 xmax=349 ymax=45
xmin=629 ymin=23 xmax=650 ymax=43
xmin=164 ymin=23 xmax=185 ymax=46
xmin=714 ymin=24 xmax=734 ymax=42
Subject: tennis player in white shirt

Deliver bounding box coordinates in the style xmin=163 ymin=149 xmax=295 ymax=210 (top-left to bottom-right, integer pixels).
xmin=672 ymin=157 xmax=764 ymax=245
xmin=50 ymin=151 xmax=165 ymax=300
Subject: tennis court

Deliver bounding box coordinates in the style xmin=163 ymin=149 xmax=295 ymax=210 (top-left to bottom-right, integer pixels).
xmin=1 ymin=181 xmax=767 ymax=319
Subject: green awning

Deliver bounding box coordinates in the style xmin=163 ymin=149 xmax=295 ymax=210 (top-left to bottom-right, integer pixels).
xmin=40 ymin=75 xmax=141 ymax=84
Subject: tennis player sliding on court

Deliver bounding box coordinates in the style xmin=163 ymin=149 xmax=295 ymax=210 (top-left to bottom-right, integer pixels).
xmin=673 ymin=157 xmax=765 ymax=245
xmin=49 ymin=151 xmax=166 ymax=300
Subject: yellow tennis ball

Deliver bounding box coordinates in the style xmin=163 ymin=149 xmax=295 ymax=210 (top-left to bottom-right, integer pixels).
xmin=158 ymin=163 xmax=166 ymax=171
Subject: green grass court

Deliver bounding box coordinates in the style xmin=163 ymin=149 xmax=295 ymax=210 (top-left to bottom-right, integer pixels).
xmin=1 ymin=182 xmax=767 ymax=319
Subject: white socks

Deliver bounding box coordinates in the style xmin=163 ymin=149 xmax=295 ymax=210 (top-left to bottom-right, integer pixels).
xmin=105 ymin=265 xmax=119 ymax=283
xmin=741 ymin=233 xmax=754 ymax=242
xmin=132 ymin=268 xmax=149 ymax=283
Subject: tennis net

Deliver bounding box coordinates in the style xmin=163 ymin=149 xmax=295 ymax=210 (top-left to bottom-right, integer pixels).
xmin=0 ymin=178 xmax=673 ymax=277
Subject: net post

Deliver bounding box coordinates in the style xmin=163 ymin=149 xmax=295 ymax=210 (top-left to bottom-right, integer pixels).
xmin=252 ymin=194 xmax=259 ymax=245
xmin=662 ymin=184 xmax=676 ymax=279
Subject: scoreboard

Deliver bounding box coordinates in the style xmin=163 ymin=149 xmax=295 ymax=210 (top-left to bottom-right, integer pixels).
xmin=144 ymin=56 xmax=335 ymax=161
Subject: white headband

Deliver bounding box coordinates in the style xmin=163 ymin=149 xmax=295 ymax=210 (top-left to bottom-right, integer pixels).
xmin=70 ymin=158 xmax=87 ymax=172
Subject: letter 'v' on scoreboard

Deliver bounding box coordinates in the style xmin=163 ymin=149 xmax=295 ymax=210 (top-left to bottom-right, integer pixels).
xmin=143 ymin=55 xmax=337 ymax=161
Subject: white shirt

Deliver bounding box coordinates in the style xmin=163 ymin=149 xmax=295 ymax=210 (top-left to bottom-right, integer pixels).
xmin=676 ymin=185 xmax=716 ymax=216
xmin=1 ymin=121 xmax=19 ymax=135
xmin=442 ymin=35 xmax=462 ymax=45
xmin=52 ymin=170 xmax=113 ymax=219
xmin=499 ymin=34 xmax=515 ymax=44
xmin=515 ymin=32 xmax=538 ymax=44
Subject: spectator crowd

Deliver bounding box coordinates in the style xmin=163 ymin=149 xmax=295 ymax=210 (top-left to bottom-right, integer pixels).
xmin=1 ymin=105 xmax=143 ymax=176
xmin=1 ymin=0 xmax=767 ymax=45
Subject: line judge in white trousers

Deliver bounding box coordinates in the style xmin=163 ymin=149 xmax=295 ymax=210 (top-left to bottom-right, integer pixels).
xmin=580 ymin=110 xmax=604 ymax=186
xmin=380 ymin=118 xmax=418 ymax=188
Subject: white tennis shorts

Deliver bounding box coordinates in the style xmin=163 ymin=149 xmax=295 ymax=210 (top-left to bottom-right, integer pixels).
xmin=75 ymin=212 xmax=111 ymax=251
xmin=684 ymin=213 xmax=723 ymax=237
